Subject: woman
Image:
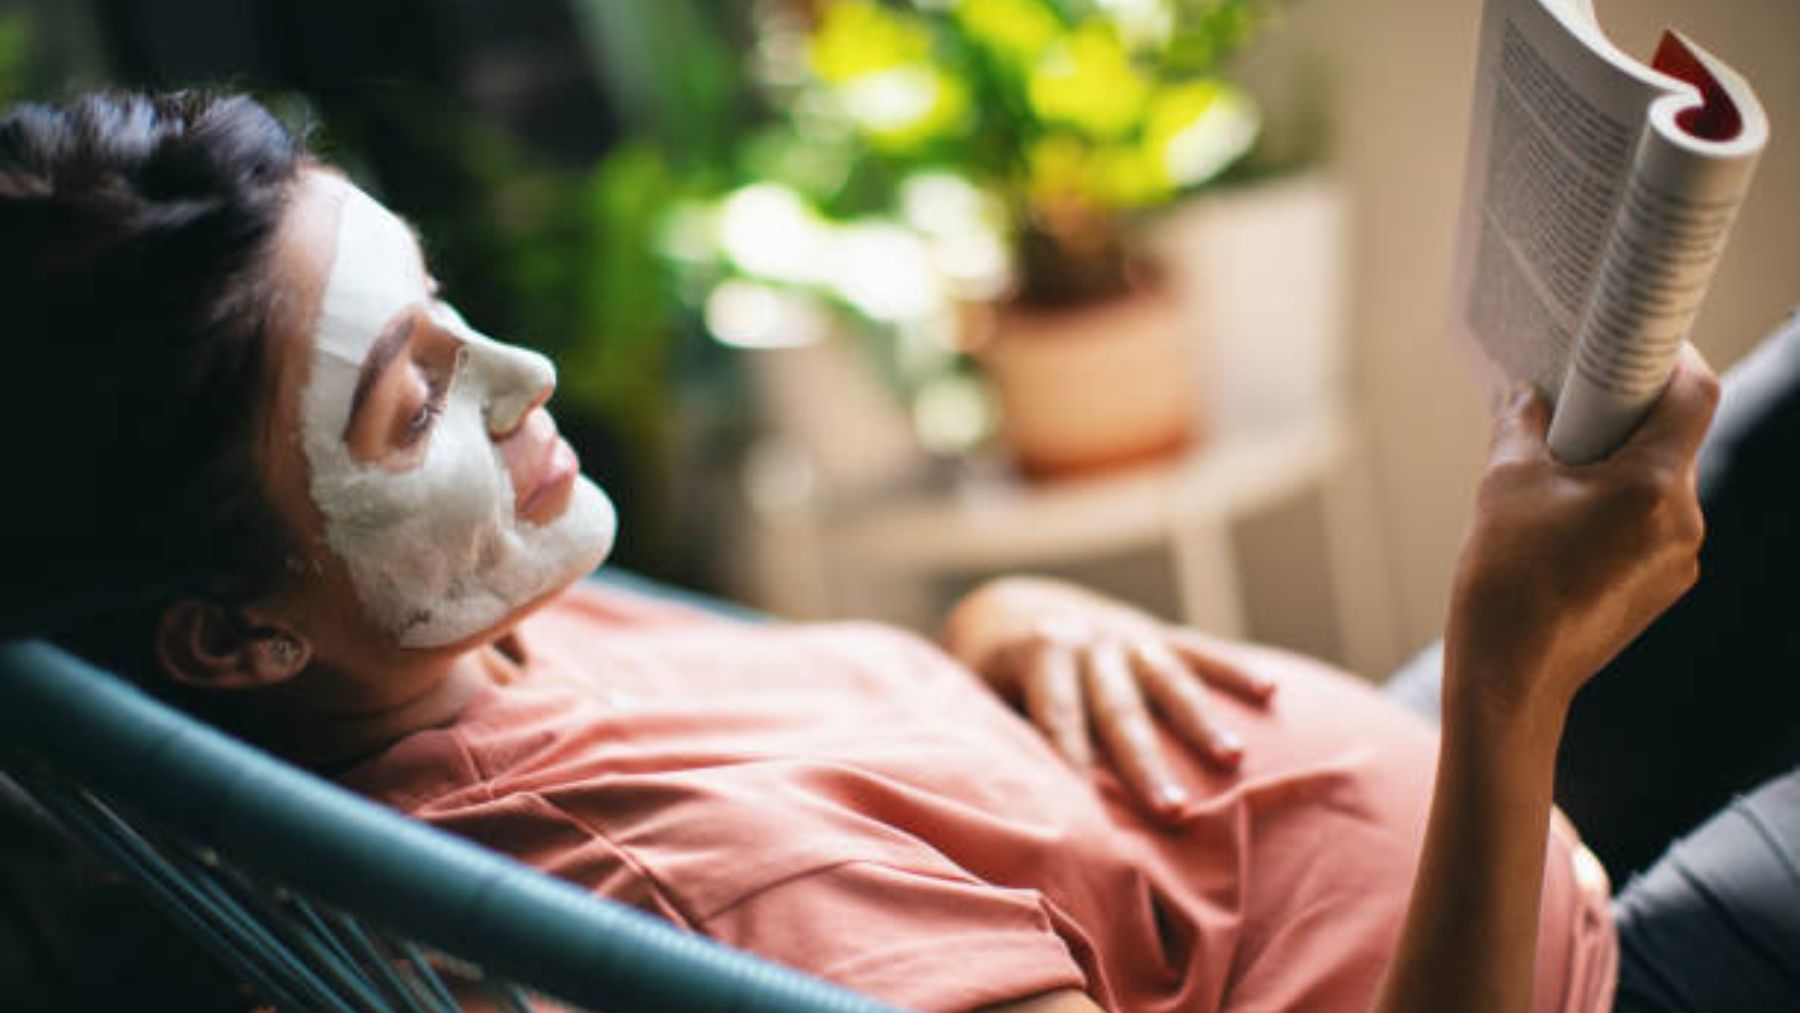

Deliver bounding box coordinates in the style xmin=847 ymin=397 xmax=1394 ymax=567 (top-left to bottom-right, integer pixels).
xmin=0 ymin=92 xmax=1731 ymax=1012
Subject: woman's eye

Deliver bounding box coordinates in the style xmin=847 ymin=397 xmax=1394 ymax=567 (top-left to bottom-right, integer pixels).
xmin=399 ymin=366 xmax=450 ymax=446
xmin=401 ymin=399 xmax=443 ymax=445
xmin=390 ymin=338 xmax=463 ymax=452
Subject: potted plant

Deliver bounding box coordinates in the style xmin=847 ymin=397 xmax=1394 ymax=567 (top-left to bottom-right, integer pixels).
xmin=671 ymin=0 xmax=1272 ymax=478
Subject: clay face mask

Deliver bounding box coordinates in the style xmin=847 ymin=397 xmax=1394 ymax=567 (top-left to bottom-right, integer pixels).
xmin=301 ymin=175 xmax=616 ymax=647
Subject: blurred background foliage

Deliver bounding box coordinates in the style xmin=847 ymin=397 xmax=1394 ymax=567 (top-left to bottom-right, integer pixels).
xmin=0 ymin=0 xmax=1314 ymax=590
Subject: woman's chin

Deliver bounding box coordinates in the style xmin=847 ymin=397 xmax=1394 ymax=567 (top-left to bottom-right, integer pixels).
xmin=458 ymin=482 xmax=619 ymax=647
xmin=498 ymin=571 xmax=593 ymax=635
xmin=559 ymin=473 xmax=619 ymax=574
xmin=408 ymin=570 xmax=597 ymax=656
xmin=382 ymin=478 xmax=618 ymax=654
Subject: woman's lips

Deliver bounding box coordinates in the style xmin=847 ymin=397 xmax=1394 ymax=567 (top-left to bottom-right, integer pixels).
xmin=512 ymin=412 xmax=581 ymax=525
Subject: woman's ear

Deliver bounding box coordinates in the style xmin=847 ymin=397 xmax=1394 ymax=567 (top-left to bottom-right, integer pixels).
xmin=154 ymin=599 xmax=312 ymax=690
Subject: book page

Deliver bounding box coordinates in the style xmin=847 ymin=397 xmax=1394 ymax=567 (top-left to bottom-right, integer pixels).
xmin=1448 ymin=0 xmax=1667 ymax=403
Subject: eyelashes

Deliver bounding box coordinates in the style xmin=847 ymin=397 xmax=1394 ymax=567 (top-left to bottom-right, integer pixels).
xmin=396 ymin=345 xmax=468 ymax=450
xmin=401 ymin=398 xmax=444 ymax=445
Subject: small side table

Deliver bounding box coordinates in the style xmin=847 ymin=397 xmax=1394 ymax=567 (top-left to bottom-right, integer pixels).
xmin=736 ymin=414 xmax=1401 ymax=678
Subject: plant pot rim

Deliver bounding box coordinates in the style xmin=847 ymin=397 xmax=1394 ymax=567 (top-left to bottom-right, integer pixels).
xmin=989 ymin=277 xmax=1180 ymax=342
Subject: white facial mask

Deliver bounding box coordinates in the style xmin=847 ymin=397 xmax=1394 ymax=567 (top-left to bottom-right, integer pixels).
xmin=301 ymin=175 xmax=616 ymax=647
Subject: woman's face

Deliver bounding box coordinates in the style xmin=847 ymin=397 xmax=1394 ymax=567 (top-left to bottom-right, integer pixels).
xmin=260 ymin=169 xmax=616 ymax=656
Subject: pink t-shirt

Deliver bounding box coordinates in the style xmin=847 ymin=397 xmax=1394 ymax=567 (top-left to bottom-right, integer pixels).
xmin=338 ymin=583 xmax=1615 ymax=1012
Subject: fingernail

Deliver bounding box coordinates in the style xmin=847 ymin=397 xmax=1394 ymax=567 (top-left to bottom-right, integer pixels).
xmin=1157 ymin=784 xmax=1189 ymax=809
xmin=1215 ymin=730 xmax=1244 ymax=763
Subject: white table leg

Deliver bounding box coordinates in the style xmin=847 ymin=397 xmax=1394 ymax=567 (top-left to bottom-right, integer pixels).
xmin=1170 ymin=509 xmax=1247 ymax=639
xmin=1318 ymin=434 xmax=1401 ymax=678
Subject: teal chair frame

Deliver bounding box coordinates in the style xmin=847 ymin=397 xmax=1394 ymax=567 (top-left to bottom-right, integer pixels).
xmin=0 ymin=635 xmax=904 ymax=1013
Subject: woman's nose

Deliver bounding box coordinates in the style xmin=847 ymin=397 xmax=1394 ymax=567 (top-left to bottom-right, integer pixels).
xmin=425 ymin=302 xmax=557 ymax=436
xmin=466 ymin=335 xmax=557 ymax=437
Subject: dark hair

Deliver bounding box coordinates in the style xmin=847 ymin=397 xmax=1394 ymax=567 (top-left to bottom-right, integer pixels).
xmin=0 ymin=91 xmax=306 ymax=668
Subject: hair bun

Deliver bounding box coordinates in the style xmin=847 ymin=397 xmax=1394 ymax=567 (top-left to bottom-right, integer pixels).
xmin=0 ymin=91 xmax=304 ymax=657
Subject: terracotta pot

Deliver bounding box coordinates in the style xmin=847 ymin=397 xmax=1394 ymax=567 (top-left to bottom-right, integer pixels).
xmin=981 ymin=285 xmax=1198 ymax=479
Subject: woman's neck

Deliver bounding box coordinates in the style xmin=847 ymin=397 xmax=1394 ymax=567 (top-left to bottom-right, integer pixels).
xmin=233 ymin=637 xmax=523 ymax=770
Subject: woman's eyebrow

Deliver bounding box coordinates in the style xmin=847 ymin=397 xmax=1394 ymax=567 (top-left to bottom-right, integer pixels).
xmin=345 ymin=313 xmax=419 ymax=435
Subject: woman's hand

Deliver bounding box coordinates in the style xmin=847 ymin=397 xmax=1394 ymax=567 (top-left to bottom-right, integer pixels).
xmin=1447 ymin=344 xmax=1719 ymax=725
xmin=941 ymin=576 xmax=1274 ymax=817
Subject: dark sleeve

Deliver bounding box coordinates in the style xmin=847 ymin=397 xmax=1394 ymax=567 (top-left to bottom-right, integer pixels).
xmin=1613 ymin=767 xmax=1800 ymax=1011
xmin=1557 ymin=307 xmax=1800 ymax=876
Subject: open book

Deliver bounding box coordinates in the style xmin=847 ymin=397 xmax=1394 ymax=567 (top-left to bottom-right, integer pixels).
xmin=1448 ymin=0 xmax=1767 ymax=463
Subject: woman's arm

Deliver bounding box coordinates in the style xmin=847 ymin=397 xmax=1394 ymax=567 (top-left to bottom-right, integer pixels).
xmin=1375 ymin=348 xmax=1719 ymax=1013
